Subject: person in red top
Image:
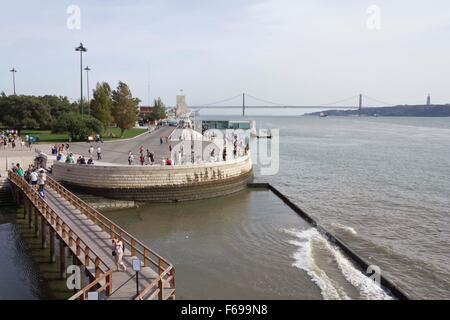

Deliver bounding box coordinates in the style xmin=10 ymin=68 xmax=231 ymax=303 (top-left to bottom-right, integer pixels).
xmin=166 ymin=158 xmax=172 ymax=165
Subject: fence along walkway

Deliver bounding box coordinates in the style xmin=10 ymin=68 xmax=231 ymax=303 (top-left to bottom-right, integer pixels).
xmin=8 ymin=171 xmax=175 ymax=300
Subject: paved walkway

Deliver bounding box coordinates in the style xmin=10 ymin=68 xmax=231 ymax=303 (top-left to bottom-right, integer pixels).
xmin=68 ymin=127 xmax=175 ymax=165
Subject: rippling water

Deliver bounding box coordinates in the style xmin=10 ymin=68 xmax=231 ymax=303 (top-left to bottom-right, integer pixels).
xmin=1 ymin=116 xmax=448 ymax=300
xmin=253 ymin=116 xmax=450 ymax=299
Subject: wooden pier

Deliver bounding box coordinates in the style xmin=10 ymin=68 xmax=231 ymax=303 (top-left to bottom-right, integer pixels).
xmin=7 ymin=171 xmax=175 ymax=300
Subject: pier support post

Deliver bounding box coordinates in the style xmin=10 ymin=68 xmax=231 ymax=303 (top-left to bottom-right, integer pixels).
xmin=59 ymin=236 xmax=67 ymax=279
xmin=28 ymin=201 xmax=33 ymax=229
xmin=34 ymin=209 xmax=39 ymax=237
xmin=49 ymin=228 xmax=55 ymax=262
xmin=41 ymin=218 xmax=47 ymax=249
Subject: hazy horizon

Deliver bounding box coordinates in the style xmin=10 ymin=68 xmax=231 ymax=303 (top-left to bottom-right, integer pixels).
xmin=1 ymin=0 xmax=450 ymax=111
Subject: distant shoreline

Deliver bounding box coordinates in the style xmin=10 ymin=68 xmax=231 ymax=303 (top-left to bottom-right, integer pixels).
xmin=305 ymin=105 xmax=450 ymax=117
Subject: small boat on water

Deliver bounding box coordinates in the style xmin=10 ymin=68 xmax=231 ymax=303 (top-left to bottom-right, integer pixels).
xmin=256 ymin=128 xmax=272 ymax=139
xmin=319 ymin=112 xmax=328 ymax=118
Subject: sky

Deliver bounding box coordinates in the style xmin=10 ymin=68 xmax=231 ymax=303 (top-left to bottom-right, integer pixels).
xmin=1 ymin=0 xmax=450 ymax=114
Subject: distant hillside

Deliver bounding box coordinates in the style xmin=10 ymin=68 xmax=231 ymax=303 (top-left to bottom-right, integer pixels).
xmin=305 ymin=105 xmax=450 ymax=117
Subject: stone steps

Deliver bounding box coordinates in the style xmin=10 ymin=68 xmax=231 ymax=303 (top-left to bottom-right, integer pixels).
xmin=0 ymin=177 xmax=13 ymax=206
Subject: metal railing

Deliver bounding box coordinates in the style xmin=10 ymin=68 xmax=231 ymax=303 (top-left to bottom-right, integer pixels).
xmin=45 ymin=174 xmax=175 ymax=300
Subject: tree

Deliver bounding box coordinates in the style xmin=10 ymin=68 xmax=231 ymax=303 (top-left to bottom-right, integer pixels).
xmin=52 ymin=113 xmax=103 ymax=141
xmin=146 ymin=97 xmax=167 ymax=122
xmin=39 ymin=95 xmax=77 ymax=119
xmin=111 ymin=81 xmax=140 ymax=137
xmin=0 ymin=95 xmax=52 ymax=135
xmin=90 ymin=82 xmax=113 ymax=127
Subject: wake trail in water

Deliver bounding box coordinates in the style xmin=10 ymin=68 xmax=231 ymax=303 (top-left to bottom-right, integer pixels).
xmin=284 ymin=228 xmax=393 ymax=300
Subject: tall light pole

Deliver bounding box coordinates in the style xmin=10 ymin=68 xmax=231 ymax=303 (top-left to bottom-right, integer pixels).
xmin=10 ymin=68 xmax=17 ymax=95
xmin=75 ymin=43 xmax=87 ymax=117
xmin=84 ymin=66 xmax=91 ymax=115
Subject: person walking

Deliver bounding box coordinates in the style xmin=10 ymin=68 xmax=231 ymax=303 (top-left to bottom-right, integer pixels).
xmin=160 ymin=137 xmax=163 ymax=145
xmin=149 ymin=151 xmax=155 ymax=165
xmin=89 ymin=145 xmax=94 ymax=156
xmin=16 ymin=164 xmax=24 ymax=178
xmin=128 ymin=151 xmax=134 ymax=165
xmin=112 ymin=238 xmax=127 ymax=272
xmin=140 ymin=153 xmax=145 ymax=166
xmin=97 ymin=146 xmax=102 ymax=160
xmin=37 ymin=169 xmax=46 ymax=192
xmin=30 ymin=169 xmax=38 ymax=188
xmin=223 ymin=146 xmax=227 ymax=161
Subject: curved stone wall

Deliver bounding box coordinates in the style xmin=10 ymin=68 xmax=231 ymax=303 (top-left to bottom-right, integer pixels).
xmin=51 ymin=156 xmax=253 ymax=202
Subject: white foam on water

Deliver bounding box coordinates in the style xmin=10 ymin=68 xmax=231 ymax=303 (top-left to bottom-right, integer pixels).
xmin=330 ymin=223 xmax=357 ymax=235
xmin=285 ymin=229 xmax=350 ymax=300
xmin=284 ymin=228 xmax=393 ymax=300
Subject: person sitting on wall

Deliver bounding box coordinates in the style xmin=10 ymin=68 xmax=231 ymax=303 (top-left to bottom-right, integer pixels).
xmin=87 ymin=157 xmax=94 ymax=165
xmin=166 ymin=158 xmax=172 ymax=165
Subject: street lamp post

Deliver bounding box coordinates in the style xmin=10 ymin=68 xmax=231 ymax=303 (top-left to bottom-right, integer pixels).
xmin=75 ymin=43 xmax=87 ymax=117
xmin=84 ymin=66 xmax=91 ymax=115
xmin=10 ymin=68 xmax=17 ymax=95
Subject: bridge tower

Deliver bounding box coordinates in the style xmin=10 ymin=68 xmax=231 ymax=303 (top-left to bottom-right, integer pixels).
xmin=242 ymin=93 xmax=246 ymax=117
xmin=358 ymin=94 xmax=363 ymax=116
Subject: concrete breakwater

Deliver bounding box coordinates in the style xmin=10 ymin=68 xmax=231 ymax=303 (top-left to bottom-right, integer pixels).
xmin=248 ymin=182 xmax=411 ymax=300
xmin=51 ymin=155 xmax=253 ymax=202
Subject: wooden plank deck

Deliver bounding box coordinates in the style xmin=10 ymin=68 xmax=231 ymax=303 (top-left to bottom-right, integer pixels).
xmin=44 ymin=188 xmax=160 ymax=299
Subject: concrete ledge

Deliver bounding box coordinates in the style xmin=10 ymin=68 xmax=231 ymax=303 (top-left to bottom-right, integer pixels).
xmin=52 ymin=155 xmax=253 ymax=202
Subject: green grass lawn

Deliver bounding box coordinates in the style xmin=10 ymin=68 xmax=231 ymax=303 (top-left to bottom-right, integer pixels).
xmin=103 ymin=127 xmax=147 ymax=140
xmin=21 ymin=130 xmax=69 ymax=143
xmin=21 ymin=128 xmax=147 ymax=143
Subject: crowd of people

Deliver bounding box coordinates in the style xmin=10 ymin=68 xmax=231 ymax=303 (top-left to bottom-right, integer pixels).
xmin=12 ymin=162 xmax=47 ymax=197
xmin=1 ymin=130 xmax=32 ymax=150
xmin=128 ymin=145 xmax=156 ymax=166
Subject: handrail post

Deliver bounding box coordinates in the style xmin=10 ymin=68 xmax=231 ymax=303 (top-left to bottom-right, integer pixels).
xmin=170 ymin=267 xmax=175 ymax=288
xmin=158 ymin=278 xmax=164 ymax=300
xmin=144 ymin=248 xmax=149 ymax=267
xmin=85 ymin=248 xmax=90 ymax=266
xmin=76 ymin=238 xmax=81 ymax=256
xmin=106 ymin=272 xmax=112 ymax=296
xmin=131 ymin=239 xmax=136 ymax=257
xmin=95 ymin=258 xmax=101 ymax=279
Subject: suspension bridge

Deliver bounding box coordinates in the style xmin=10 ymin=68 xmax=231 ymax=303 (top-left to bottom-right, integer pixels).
xmin=188 ymin=93 xmax=395 ymax=116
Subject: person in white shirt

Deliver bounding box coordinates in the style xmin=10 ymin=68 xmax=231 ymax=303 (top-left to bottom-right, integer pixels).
xmin=97 ymin=146 xmax=102 ymax=160
xmin=30 ymin=170 xmax=38 ymax=188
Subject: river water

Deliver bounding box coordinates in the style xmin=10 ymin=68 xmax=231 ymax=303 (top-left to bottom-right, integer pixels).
xmin=252 ymin=116 xmax=450 ymax=299
xmin=105 ymin=116 xmax=449 ymax=299
xmin=1 ymin=116 xmax=449 ymax=299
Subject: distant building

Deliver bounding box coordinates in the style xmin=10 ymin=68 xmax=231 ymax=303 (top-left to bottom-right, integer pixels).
xmin=138 ymin=106 xmax=154 ymax=118
xmin=175 ymin=94 xmax=191 ymax=117
xmin=427 ymin=94 xmax=431 ymax=106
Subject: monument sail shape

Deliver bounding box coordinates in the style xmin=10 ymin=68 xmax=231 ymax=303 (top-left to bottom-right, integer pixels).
xmin=175 ymin=94 xmax=191 ymax=117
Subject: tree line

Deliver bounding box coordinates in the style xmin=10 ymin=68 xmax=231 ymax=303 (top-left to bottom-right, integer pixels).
xmin=0 ymin=81 xmax=167 ymax=139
